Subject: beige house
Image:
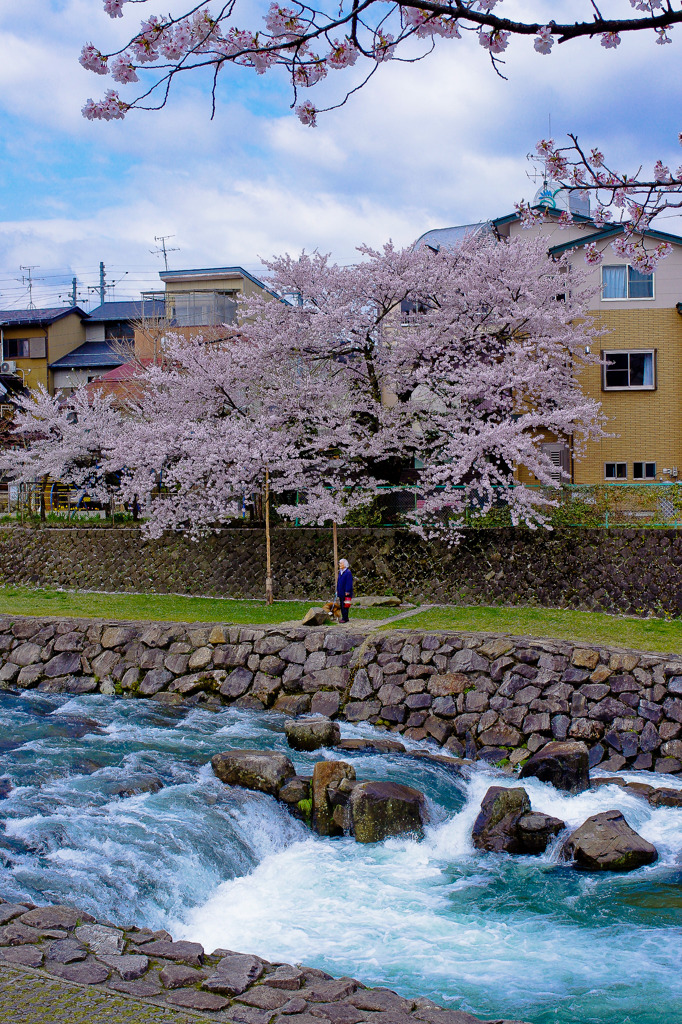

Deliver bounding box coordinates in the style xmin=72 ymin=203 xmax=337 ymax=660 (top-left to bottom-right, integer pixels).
xmin=417 ymin=200 xmax=682 ymax=486
xmin=136 ymin=266 xmax=277 ymax=359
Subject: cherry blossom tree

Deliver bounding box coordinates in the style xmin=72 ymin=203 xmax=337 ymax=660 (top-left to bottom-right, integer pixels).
xmin=242 ymin=231 xmax=606 ymax=539
xmin=0 ymin=233 xmax=606 ymax=543
xmin=0 ymin=385 xmax=123 ymax=517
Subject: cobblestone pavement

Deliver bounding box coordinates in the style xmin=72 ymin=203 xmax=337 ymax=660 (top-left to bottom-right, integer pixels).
xmin=0 ymin=965 xmax=202 ymax=1024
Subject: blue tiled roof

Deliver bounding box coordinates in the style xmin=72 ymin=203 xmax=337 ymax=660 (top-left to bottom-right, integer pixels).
xmin=49 ymin=341 xmax=125 ymax=370
xmin=86 ymin=300 xmax=165 ymax=321
xmin=0 ymin=306 xmax=86 ymax=326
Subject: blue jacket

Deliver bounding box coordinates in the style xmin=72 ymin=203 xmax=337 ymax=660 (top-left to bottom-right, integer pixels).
xmin=337 ymin=567 xmax=353 ymax=601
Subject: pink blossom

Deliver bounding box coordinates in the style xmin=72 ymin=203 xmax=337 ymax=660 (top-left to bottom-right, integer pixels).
xmin=81 ymin=89 xmax=128 ymax=120
xmin=265 ymin=5 xmax=302 ymax=39
xmin=478 ymin=28 xmax=510 ymax=53
xmin=373 ymin=32 xmax=396 ymax=61
xmin=110 ymin=55 xmax=139 ymax=84
xmin=103 ymin=0 xmax=127 ymax=17
xmin=600 ymin=32 xmax=621 ymax=49
xmin=558 ymin=210 xmax=573 ymax=229
xmin=296 ymin=100 xmax=317 ymax=126
xmin=611 ymin=237 xmax=636 ymax=259
xmin=593 ymin=207 xmax=613 ymax=227
xmin=655 ymin=28 xmax=672 ymax=44
xmin=294 ymin=62 xmax=327 ymax=87
xmin=654 ymin=160 xmax=670 ymax=182
xmin=583 ymin=243 xmax=604 ymax=266
xmin=327 ymin=39 xmax=359 ymax=69
xmin=534 ymin=26 xmax=553 ymax=55
xmin=536 ymin=139 xmax=555 ymax=158
xmin=430 ymin=17 xmax=461 ymax=39
xmin=589 ymin=148 xmax=604 ymax=167
xmin=80 ymin=44 xmax=108 ymax=75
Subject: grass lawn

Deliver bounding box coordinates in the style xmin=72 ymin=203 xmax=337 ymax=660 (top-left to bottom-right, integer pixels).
xmin=397 ymin=605 xmax=682 ymax=654
xmin=0 ymin=586 xmax=396 ymax=625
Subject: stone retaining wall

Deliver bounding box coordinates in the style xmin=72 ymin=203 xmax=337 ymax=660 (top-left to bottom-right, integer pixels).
xmin=1 ymin=616 xmax=681 ymax=775
xmin=2 ymin=525 xmax=682 ymax=615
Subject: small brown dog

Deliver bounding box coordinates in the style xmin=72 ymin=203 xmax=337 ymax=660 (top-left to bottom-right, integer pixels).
xmin=323 ymin=599 xmax=342 ymax=621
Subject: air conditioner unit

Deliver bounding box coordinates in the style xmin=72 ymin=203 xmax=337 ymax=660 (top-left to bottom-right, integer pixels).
xmin=0 ymin=361 xmax=16 ymax=374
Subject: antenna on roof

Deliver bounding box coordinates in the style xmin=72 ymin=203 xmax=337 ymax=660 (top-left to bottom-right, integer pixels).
xmin=151 ymin=235 xmax=179 ymax=271
xmin=19 ymin=266 xmax=41 ymax=309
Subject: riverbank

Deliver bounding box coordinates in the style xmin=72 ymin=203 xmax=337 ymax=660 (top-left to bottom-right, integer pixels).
xmin=1 ymin=615 xmax=681 ymax=774
xmin=0 ymin=896 xmax=528 ymax=1024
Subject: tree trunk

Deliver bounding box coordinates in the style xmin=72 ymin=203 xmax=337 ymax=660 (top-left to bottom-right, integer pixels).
xmin=332 ymin=520 xmax=338 ymax=594
xmin=265 ymin=469 xmax=273 ymax=604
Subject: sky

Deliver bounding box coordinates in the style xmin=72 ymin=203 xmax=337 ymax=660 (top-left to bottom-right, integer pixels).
xmin=0 ymin=0 xmax=680 ymax=310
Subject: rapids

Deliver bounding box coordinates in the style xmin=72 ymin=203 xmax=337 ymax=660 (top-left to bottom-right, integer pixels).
xmin=0 ymin=691 xmax=680 ymax=1024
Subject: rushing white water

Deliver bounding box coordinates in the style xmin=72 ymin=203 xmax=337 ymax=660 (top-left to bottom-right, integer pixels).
xmin=1 ymin=691 xmax=681 ymax=1024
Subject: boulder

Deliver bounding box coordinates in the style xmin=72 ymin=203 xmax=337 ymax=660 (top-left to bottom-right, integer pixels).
xmin=471 ymin=786 xmax=531 ymax=853
xmin=302 ymin=608 xmax=330 ymax=626
xmin=562 ymin=810 xmax=658 ymax=872
xmin=211 ymin=750 xmax=295 ymax=797
xmin=519 ymin=740 xmax=590 ymax=793
xmin=312 ymin=760 xmax=356 ymax=836
xmin=353 ymin=596 xmax=401 ymax=608
xmin=336 ymin=738 xmax=406 ymax=754
xmin=515 ymin=812 xmax=566 ymax=855
xmin=285 ymin=717 xmax=340 ymax=752
xmin=350 ymin=780 xmax=428 ymax=843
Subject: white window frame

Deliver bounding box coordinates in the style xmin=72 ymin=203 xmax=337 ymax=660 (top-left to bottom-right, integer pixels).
xmin=602 ymin=349 xmax=656 ymax=391
xmin=633 ymin=461 xmax=657 ymax=480
xmin=605 ymin=462 xmax=627 ymax=480
xmin=601 ymin=264 xmax=655 ymax=302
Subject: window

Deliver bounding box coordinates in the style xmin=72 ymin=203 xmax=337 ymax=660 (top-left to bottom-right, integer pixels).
xmin=4 ymin=338 xmax=29 ymax=359
xmin=605 ymin=462 xmax=627 ymax=480
xmin=602 ymin=265 xmax=654 ymax=300
xmin=634 ymin=462 xmax=656 ymax=479
xmin=3 ymin=337 xmax=46 ymax=359
xmin=603 ymin=349 xmax=656 ymax=390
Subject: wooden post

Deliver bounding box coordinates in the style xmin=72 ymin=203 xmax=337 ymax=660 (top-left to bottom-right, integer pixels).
xmin=332 ymin=520 xmax=338 ymax=594
xmin=265 ymin=469 xmax=273 ymax=604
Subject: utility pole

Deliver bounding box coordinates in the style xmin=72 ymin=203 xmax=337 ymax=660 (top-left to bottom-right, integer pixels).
xmin=71 ymin=278 xmax=77 ymax=306
xmin=19 ymin=266 xmax=40 ymax=309
xmin=151 ymin=235 xmax=179 ymax=272
xmin=99 ymin=262 xmax=106 ymax=305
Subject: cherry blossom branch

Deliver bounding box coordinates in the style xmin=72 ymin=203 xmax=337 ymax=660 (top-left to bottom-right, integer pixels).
xmin=81 ymin=2 xmax=682 ymax=122
xmin=515 ymin=132 xmax=682 ymax=271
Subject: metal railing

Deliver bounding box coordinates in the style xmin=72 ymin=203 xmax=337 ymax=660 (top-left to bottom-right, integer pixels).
xmin=3 ymin=480 xmax=682 ymax=529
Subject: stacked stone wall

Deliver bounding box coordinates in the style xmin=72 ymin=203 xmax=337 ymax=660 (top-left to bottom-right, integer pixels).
xmin=1 ymin=615 xmax=681 ymax=775
xmin=2 ymin=525 xmax=682 ymax=615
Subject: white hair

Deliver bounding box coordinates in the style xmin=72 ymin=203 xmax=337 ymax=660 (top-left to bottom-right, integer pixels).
xmin=339 ymin=558 xmax=349 ymax=569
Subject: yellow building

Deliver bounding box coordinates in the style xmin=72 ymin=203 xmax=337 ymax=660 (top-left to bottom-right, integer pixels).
xmin=0 ymin=307 xmax=87 ymax=395
xmin=136 ymin=266 xmax=278 ymax=360
xmin=417 ymin=203 xmax=682 ymax=486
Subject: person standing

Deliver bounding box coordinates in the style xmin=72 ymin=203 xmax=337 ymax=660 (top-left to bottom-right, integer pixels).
xmin=336 ymin=558 xmax=353 ymax=623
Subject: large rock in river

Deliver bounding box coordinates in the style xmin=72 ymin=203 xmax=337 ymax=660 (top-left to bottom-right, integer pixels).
xmin=285 ymin=716 xmax=340 ymax=752
xmin=472 ymin=787 xmax=565 ymax=855
xmin=471 ymin=786 xmax=531 ymax=853
xmin=562 ymin=809 xmax=658 ymax=872
xmin=211 ymin=750 xmax=295 ymax=797
xmin=312 ymin=760 xmax=356 ymax=836
xmin=519 ymin=740 xmax=590 ymax=793
xmin=350 ymin=780 xmax=428 ymax=843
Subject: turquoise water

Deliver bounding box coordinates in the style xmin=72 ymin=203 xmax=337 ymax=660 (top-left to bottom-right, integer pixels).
xmin=0 ymin=691 xmax=680 ymax=1024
